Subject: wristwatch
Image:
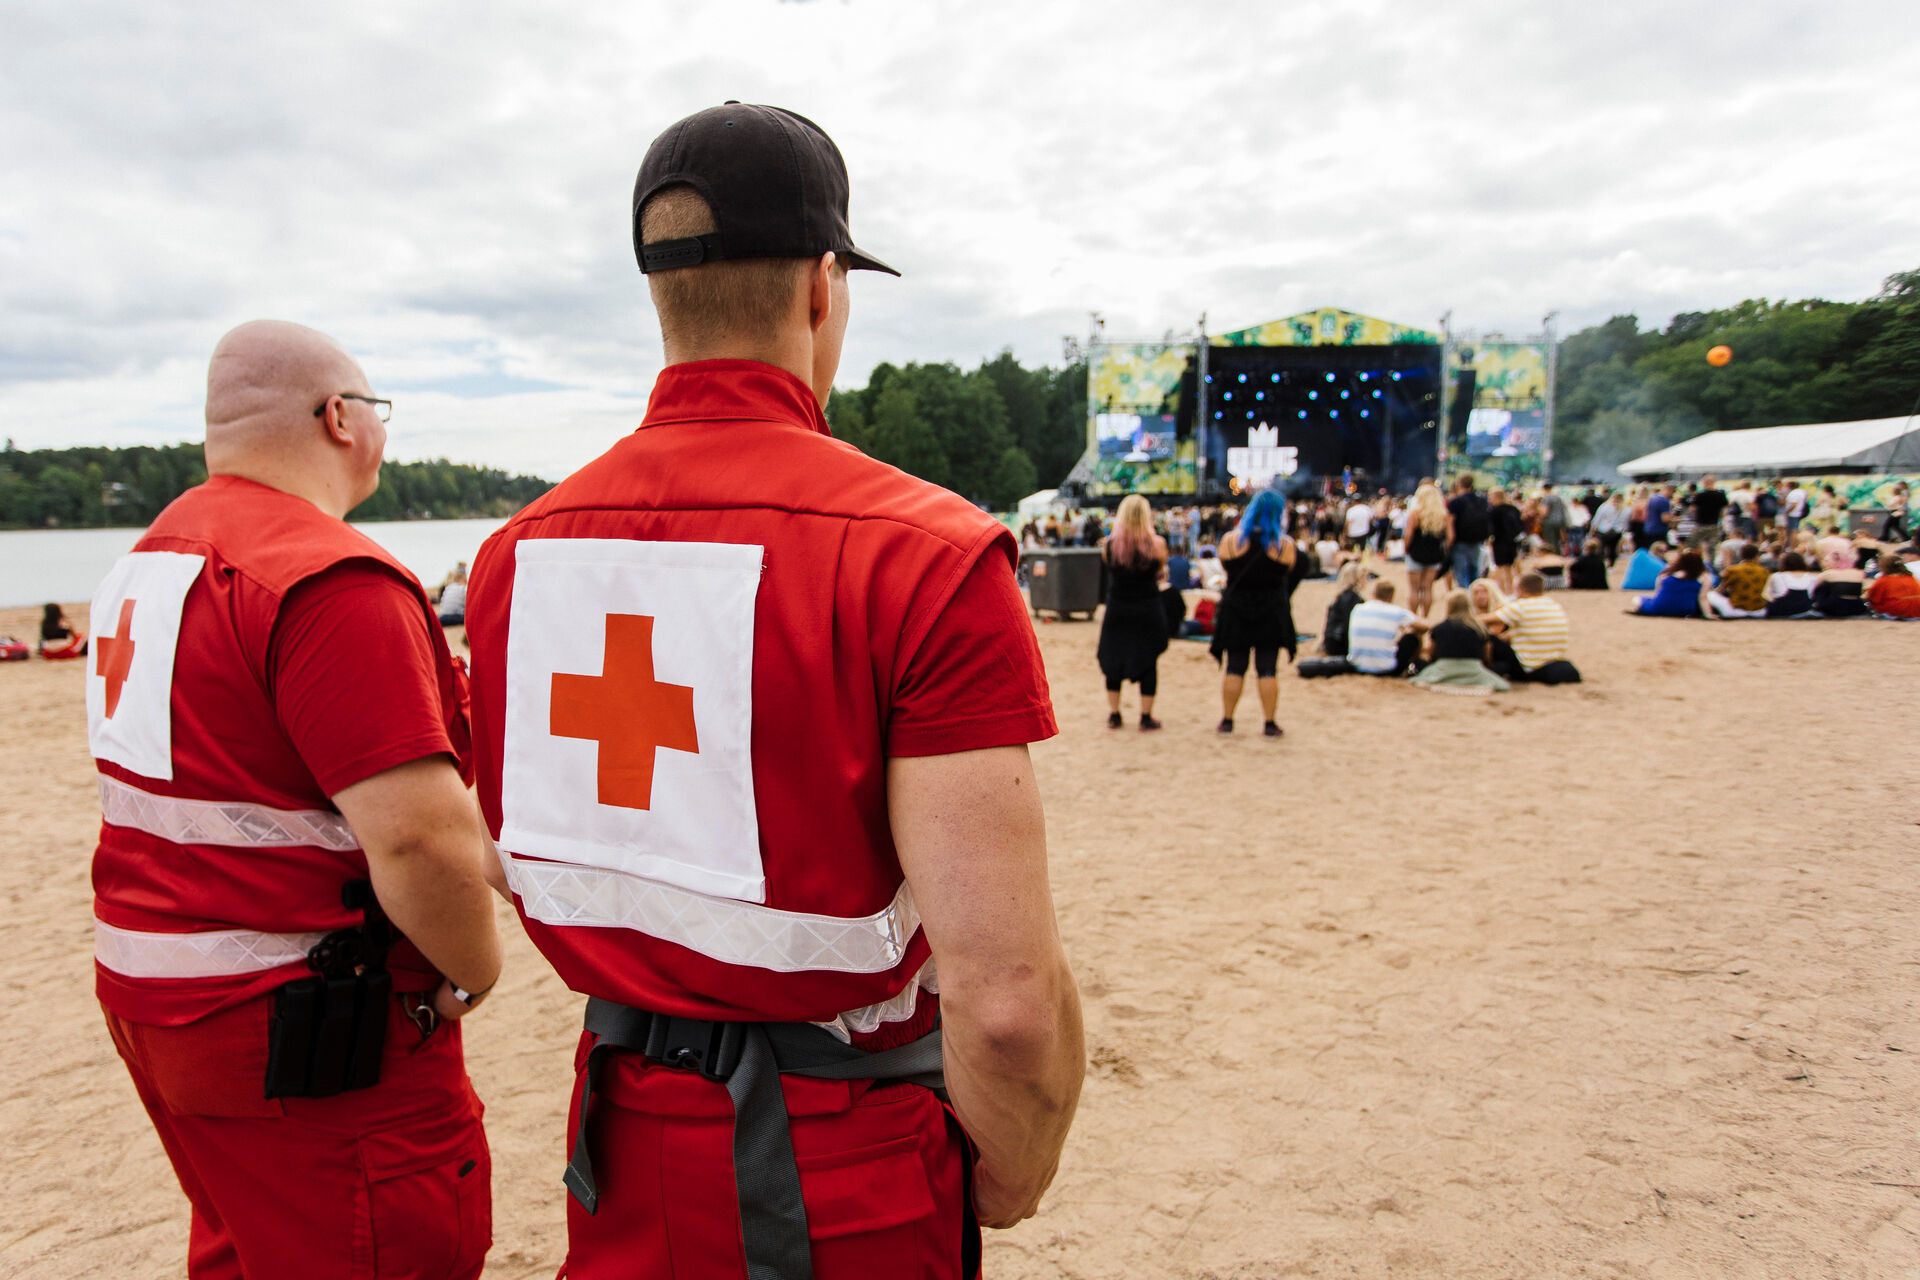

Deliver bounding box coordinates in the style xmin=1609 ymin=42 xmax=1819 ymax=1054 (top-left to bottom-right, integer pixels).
xmin=451 ymin=982 xmax=493 ymax=1011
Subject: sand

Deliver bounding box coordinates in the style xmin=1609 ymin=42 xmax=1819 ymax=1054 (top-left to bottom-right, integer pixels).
xmin=4 ymin=577 xmax=1919 ymax=1278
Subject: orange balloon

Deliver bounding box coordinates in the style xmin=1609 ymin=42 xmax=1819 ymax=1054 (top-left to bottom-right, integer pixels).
xmin=1707 ymin=345 xmax=1733 ymax=367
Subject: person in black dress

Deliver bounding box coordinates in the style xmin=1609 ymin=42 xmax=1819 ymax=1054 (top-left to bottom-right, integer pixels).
xmin=1097 ymin=494 xmax=1170 ymax=730
xmin=1210 ymin=489 xmax=1297 ymax=737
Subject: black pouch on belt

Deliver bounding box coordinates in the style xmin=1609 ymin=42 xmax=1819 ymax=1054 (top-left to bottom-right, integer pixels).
xmin=264 ymin=880 xmax=394 ymax=1099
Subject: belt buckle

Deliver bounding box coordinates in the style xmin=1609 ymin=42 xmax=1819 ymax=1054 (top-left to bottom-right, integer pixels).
xmin=645 ymin=1016 xmax=747 ymax=1083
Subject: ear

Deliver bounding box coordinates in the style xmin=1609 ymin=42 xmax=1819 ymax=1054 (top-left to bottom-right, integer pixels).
xmin=318 ymin=396 xmax=352 ymax=445
xmin=807 ymin=252 xmax=837 ymax=333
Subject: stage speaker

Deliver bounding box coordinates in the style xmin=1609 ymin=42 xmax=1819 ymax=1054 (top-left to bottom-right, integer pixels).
xmin=1174 ymin=364 xmax=1198 ymax=439
xmin=1446 ymin=371 xmax=1476 ymax=448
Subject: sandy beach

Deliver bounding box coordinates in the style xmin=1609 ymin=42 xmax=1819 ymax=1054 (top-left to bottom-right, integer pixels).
xmin=5 ymin=577 xmax=1919 ymax=1277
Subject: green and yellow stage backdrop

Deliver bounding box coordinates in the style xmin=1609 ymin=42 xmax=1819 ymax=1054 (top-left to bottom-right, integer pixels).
xmin=1447 ymin=338 xmax=1550 ymax=484
xmin=1086 ymin=342 xmax=1197 ymax=497
xmin=1212 ymin=307 xmax=1439 ymax=349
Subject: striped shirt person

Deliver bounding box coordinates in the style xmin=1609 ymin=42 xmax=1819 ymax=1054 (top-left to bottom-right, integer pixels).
xmin=1491 ymin=575 xmax=1571 ymax=672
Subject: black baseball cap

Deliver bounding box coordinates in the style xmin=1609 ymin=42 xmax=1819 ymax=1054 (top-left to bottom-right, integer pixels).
xmin=632 ymin=102 xmax=898 ymax=277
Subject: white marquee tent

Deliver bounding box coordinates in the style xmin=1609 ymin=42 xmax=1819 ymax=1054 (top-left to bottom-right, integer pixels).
xmin=1620 ymin=415 xmax=1920 ymax=479
xmin=1016 ymin=488 xmax=1063 ymax=518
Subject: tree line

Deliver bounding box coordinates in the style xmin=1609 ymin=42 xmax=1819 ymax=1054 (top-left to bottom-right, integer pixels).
xmin=825 ymin=352 xmax=1089 ymax=509
xmin=18 ymin=270 xmax=1900 ymax=528
xmin=1554 ymin=267 xmax=1920 ymax=475
xmin=0 ymin=441 xmax=554 ymax=529
xmin=1 ymin=351 xmax=1094 ymax=530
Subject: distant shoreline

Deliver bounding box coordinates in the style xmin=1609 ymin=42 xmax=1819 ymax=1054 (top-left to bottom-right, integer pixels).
xmin=0 ymin=517 xmax=509 ymax=611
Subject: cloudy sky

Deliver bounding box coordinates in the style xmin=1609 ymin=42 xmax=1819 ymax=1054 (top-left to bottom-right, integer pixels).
xmin=5 ymin=0 xmax=1916 ymax=478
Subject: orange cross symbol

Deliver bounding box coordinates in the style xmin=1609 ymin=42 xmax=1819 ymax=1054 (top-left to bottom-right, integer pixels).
xmin=550 ymin=614 xmax=699 ymax=811
xmin=96 ymin=599 xmax=138 ymax=718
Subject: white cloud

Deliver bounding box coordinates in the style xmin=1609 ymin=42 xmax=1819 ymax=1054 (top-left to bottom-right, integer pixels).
xmin=2 ymin=0 xmax=1916 ymax=477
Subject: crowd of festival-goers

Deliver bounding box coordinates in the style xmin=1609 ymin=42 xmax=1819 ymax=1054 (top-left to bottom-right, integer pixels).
xmin=1030 ymin=473 xmax=1920 ymax=731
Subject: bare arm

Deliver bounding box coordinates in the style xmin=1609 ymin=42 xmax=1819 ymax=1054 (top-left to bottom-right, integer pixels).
xmin=333 ymin=756 xmax=503 ymax=1020
xmin=481 ymin=831 xmax=511 ymax=900
xmin=890 ymin=745 xmax=1084 ymax=1229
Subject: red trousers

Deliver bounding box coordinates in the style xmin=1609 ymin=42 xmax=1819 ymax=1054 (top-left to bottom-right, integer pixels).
xmin=561 ymin=1033 xmax=977 ymax=1279
xmin=105 ymin=994 xmax=491 ymax=1279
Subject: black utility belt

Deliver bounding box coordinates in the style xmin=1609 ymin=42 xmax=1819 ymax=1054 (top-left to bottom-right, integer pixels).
xmin=566 ymin=998 xmax=952 ymax=1280
xmin=262 ymin=880 xmax=398 ymax=1100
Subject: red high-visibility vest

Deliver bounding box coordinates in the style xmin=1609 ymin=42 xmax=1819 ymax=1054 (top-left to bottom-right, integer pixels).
xmin=88 ymin=475 xmax=469 ymax=1025
xmin=466 ymin=361 xmax=1018 ymax=1034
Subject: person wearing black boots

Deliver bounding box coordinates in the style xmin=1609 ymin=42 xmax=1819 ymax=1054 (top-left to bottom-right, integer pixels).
xmin=1098 ymin=495 xmax=1169 ymax=731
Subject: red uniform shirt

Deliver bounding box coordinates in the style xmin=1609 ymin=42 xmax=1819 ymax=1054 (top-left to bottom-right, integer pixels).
xmin=466 ymin=360 xmax=1054 ymax=1032
xmin=90 ymin=477 xmax=467 ymax=1025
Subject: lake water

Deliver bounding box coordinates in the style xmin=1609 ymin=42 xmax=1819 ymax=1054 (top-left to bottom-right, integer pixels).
xmin=0 ymin=518 xmax=508 ymax=609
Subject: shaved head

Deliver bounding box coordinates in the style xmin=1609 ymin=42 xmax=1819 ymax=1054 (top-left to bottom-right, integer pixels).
xmin=203 ymin=319 xmax=386 ymax=518
xmin=206 ymin=319 xmax=363 ymax=445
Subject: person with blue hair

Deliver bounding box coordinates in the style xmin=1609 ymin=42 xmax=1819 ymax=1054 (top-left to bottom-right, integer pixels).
xmin=1209 ymin=489 xmax=1299 ymax=736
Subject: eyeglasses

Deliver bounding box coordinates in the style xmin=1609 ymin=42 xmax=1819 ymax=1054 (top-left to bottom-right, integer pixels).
xmin=313 ymin=393 xmax=393 ymax=423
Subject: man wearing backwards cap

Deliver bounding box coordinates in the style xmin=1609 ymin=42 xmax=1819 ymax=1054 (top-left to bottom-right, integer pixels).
xmin=464 ymin=103 xmax=1084 ymax=1278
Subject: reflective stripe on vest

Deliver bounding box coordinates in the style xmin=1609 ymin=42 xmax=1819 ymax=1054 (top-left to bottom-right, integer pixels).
xmin=99 ymin=775 xmax=358 ymax=851
xmin=500 ymin=849 xmax=918 ymax=975
xmin=93 ymin=917 xmax=329 ymax=979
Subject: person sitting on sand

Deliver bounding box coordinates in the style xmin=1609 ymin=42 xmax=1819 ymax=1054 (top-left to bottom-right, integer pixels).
xmin=1707 ymin=543 xmax=1770 ymax=618
xmin=1409 ymin=589 xmax=1510 ymax=693
xmin=1812 ymin=553 xmax=1869 ymax=618
xmin=1466 ymin=576 xmax=1511 ymax=616
xmin=1483 ymin=572 xmax=1578 ymax=683
xmin=1630 ymin=550 xmax=1708 ymax=617
xmin=1347 ymin=580 xmax=1429 ymax=676
xmin=1319 ymin=561 xmax=1371 ymax=657
xmin=1866 ymin=555 xmax=1920 ymax=618
xmin=1620 ymin=540 xmax=1668 ymax=591
xmin=39 ymin=603 xmax=88 ymax=659
xmin=436 ymin=561 xmax=469 ymax=625
xmin=1815 ymin=527 xmax=1854 ymax=573
xmin=1165 ymin=546 xmax=1196 ymax=591
xmin=1764 ymin=551 xmax=1820 ymax=617
xmin=1567 ymin=538 xmax=1609 ymax=590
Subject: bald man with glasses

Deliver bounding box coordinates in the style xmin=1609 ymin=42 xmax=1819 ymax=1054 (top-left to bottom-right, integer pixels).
xmin=89 ymin=319 xmax=502 ymax=1279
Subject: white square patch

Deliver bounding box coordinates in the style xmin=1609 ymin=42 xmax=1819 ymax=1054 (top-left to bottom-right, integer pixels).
xmin=86 ymin=551 xmax=206 ymax=782
xmin=500 ymin=539 xmax=765 ymax=903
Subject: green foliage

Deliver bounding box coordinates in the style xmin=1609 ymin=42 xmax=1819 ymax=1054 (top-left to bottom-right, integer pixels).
xmin=0 ymin=439 xmax=551 ymax=528
xmin=1554 ymin=268 xmax=1920 ymax=473
xmin=825 ymin=351 xmax=1086 ymax=508
xmin=346 ymin=459 xmax=553 ymax=522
